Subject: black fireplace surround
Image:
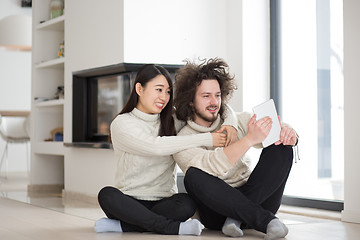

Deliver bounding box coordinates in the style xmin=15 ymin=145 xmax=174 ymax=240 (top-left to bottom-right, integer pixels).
xmin=66 ymin=62 xmax=181 ymax=149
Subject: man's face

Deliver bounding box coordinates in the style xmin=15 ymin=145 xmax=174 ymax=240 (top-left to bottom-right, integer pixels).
xmin=192 ymin=79 xmax=221 ymax=127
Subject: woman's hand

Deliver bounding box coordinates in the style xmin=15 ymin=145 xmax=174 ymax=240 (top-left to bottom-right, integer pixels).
xmin=211 ymin=132 xmax=227 ymax=147
xmin=217 ymin=125 xmax=238 ymax=146
xmin=245 ymin=114 xmax=272 ymax=146
xmin=275 ymin=116 xmax=298 ymax=146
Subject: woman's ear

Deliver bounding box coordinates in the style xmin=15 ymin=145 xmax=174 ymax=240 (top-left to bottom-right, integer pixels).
xmin=135 ymin=83 xmax=143 ymax=96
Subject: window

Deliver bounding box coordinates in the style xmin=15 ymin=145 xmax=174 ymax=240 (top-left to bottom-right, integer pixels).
xmin=271 ymin=0 xmax=344 ymax=202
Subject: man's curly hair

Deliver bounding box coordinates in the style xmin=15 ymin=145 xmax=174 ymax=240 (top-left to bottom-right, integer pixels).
xmin=174 ymin=58 xmax=237 ymax=121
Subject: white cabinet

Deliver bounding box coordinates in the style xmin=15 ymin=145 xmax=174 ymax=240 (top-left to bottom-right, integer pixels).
xmin=30 ymin=0 xmax=65 ymax=190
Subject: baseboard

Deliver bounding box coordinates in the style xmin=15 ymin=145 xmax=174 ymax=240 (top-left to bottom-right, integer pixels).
xmin=281 ymin=195 xmax=344 ymax=211
xmin=62 ymin=189 xmax=99 ymax=206
xmin=27 ymin=184 xmax=64 ymax=197
xmin=341 ymin=210 xmax=360 ymax=223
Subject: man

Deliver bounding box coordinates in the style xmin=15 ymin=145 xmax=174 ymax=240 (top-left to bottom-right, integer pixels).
xmin=173 ymin=58 xmax=298 ymax=240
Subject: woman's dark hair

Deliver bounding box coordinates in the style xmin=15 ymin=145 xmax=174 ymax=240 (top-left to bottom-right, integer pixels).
xmin=174 ymin=58 xmax=236 ymax=121
xmin=111 ymin=64 xmax=176 ymax=139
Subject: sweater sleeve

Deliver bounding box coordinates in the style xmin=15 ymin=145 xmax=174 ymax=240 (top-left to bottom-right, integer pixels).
xmin=173 ymin=126 xmax=234 ymax=176
xmin=110 ymin=116 xmax=213 ymax=157
xmin=174 ymin=146 xmax=234 ymax=177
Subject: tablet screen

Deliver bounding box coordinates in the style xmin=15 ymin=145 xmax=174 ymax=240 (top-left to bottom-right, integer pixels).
xmin=252 ymin=99 xmax=281 ymax=147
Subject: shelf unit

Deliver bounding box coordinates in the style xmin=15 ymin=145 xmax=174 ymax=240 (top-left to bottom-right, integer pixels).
xmin=35 ymin=57 xmax=65 ymax=69
xmin=35 ymin=99 xmax=65 ymax=107
xmin=33 ymin=141 xmax=65 ymax=155
xmin=30 ymin=0 xmax=65 ymax=189
xmin=36 ymin=15 xmax=65 ymax=31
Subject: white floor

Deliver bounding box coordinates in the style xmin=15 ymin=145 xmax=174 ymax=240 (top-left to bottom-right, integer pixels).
xmin=0 ymin=172 xmax=359 ymax=240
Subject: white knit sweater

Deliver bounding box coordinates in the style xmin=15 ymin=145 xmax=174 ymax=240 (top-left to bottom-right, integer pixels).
xmin=174 ymin=111 xmax=295 ymax=188
xmin=110 ymin=108 xmax=214 ymax=201
xmin=174 ymin=112 xmax=255 ymax=188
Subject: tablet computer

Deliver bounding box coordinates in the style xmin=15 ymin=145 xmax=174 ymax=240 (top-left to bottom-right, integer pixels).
xmin=252 ymin=99 xmax=281 ymax=148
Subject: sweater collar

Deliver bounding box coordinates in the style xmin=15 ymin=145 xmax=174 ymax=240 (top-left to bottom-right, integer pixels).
xmin=131 ymin=108 xmax=160 ymax=122
xmin=187 ymin=115 xmax=221 ymax=133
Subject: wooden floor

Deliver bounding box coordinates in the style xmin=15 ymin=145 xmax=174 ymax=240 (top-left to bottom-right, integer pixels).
xmin=1 ymin=173 xmax=359 ymax=240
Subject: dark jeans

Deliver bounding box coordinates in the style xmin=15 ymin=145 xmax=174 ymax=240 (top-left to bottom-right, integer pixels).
xmin=184 ymin=144 xmax=293 ymax=233
xmin=97 ymin=186 xmax=196 ymax=235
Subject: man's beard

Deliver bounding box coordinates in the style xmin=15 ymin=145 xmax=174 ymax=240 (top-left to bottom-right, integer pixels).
xmin=194 ymin=105 xmax=219 ymax=123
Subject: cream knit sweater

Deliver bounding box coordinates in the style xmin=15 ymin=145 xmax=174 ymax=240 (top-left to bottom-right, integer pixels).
xmin=173 ymin=112 xmax=256 ymax=188
xmin=173 ymin=111 xmax=295 ymax=188
xmin=110 ymin=108 xmax=214 ymax=201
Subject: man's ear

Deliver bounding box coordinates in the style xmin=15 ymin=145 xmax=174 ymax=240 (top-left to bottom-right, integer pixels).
xmin=189 ymin=102 xmax=195 ymax=112
xmin=135 ymin=83 xmax=143 ymax=96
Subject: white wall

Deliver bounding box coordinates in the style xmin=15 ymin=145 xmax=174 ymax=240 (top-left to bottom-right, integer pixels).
xmin=342 ymin=0 xmax=360 ymax=224
xmin=64 ymin=0 xmax=124 ymax=143
xmin=63 ymin=0 xmax=124 ymax=194
xmin=241 ymin=0 xmax=270 ymax=112
xmin=123 ymin=0 xmax=267 ymax=112
xmin=123 ymin=0 xmax=227 ymax=65
xmin=0 ymin=0 xmax=32 ymax=173
xmin=226 ymin=0 xmax=244 ymax=112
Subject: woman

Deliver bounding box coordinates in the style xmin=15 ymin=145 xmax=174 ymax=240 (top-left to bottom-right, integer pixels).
xmin=95 ymin=64 xmax=236 ymax=236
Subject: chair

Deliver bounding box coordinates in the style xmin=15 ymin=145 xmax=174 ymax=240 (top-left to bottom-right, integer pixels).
xmin=0 ymin=115 xmax=30 ymax=179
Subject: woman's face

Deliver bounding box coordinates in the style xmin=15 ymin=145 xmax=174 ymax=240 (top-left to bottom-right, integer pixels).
xmin=136 ymin=75 xmax=171 ymax=114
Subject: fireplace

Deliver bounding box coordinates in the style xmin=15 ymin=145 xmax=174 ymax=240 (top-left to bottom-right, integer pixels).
xmin=69 ymin=62 xmax=181 ymax=148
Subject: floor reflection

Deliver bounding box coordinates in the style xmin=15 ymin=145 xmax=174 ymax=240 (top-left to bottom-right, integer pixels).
xmin=0 ymin=172 xmax=105 ymax=221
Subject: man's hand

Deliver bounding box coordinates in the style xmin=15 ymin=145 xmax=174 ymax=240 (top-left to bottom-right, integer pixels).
xmin=275 ymin=116 xmax=298 ymax=146
xmin=211 ymin=132 xmax=227 ymax=147
xmin=245 ymin=114 xmax=272 ymax=146
xmin=217 ymin=125 xmax=238 ymax=146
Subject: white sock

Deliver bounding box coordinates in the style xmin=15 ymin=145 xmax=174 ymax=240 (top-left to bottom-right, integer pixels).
xmin=264 ymin=218 xmax=288 ymax=240
xmin=222 ymin=217 xmax=243 ymax=237
xmin=94 ymin=217 xmax=123 ymax=233
xmin=178 ymin=219 xmax=203 ymax=236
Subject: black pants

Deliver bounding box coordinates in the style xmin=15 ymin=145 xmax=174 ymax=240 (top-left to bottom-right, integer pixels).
xmin=184 ymin=144 xmax=293 ymax=233
xmin=97 ymin=186 xmax=196 ymax=235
